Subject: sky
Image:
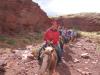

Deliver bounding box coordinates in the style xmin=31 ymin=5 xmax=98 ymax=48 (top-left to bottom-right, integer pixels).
xmin=33 ymin=0 xmax=100 ymax=16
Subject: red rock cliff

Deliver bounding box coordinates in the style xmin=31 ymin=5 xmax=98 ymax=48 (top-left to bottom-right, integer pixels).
xmin=57 ymin=13 xmax=100 ymax=31
xmin=0 ymin=0 xmax=50 ymax=34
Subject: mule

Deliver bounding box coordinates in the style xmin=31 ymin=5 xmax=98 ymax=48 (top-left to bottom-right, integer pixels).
xmin=38 ymin=46 xmax=58 ymax=75
xmin=66 ymin=29 xmax=78 ymax=43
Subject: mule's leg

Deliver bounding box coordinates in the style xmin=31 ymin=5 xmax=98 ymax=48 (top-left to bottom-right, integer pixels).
xmin=71 ymin=37 xmax=74 ymax=43
xmin=49 ymin=52 xmax=57 ymax=75
xmin=39 ymin=54 xmax=49 ymax=75
xmin=74 ymin=36 xmax=77 ymax=42
xmin=71 ymin=36 xmax=74 ymax=42
xmin=52 ymin=65 xmax=57 ymax=75
xmin=49 ymin=63 xmax=57 ymax=75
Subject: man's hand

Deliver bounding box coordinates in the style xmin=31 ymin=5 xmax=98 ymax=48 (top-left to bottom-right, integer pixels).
xmin=59 ymin=35 xmax=63 ymax=39
xmin=47 ymin=40 xmax=53 ymax=45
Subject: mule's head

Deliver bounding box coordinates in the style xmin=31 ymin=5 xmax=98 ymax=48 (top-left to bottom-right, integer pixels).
xmin=44 ymin=46 xmax=55 ymax=54
xmin=45 ymin=46 xmax=53 ymax=51
xmin=39 ymin=46 xmax=55 ymax=59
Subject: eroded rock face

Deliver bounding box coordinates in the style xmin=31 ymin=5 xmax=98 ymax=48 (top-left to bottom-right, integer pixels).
xmin=57 ymin=13 xmax=100 ymax=31
xmin=0 ymin=0 xmax=50 ymax=35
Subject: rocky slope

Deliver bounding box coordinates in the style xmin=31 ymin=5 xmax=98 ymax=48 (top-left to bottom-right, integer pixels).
xmin=0 ymin=0 xmax=50 ymax=35
xmin=0 ymin=35 xmax=100 ymax=75
xmin=57 ymin=13 xmax=100 ymax=31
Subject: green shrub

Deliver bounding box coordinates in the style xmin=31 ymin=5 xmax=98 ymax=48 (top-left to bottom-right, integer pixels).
xmin=25 ymin=36 xmax=33 ymax=42
xmin=72 ymin=25 xmax=80 ymax=31
xmin=22 ymin=39 xmax=30 ymax=44
xmin=34 ymin=33 xmax=43 ymax=40
xmin=77 ymin=31 xmax=82 ymax=38
xmin=0 ymin=35 xmax=7 ymax=41
xmin=96 ymin=31 xmax=100 ymax=35
xmin=96 ymin=44 xmax=100 ymax=52
xmin=6 ymin=39 xmax=16 ymax=45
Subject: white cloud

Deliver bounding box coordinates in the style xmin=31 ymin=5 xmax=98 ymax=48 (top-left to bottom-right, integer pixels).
xmin=33 ymin=0 xmax=100 ymax=16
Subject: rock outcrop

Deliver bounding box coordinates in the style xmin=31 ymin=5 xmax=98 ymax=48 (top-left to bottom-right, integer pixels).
xmin=0 ymin=0 xmax=50 ymax=35
xmin=57 ymin=13 xmax=100 ymax=31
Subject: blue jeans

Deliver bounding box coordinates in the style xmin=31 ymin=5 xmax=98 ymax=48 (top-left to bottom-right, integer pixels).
xmin=54 ymin=43 xmax=62 ymax=62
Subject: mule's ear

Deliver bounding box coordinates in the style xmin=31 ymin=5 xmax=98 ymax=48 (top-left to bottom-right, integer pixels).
xmin=51 ymin=48 xmax=54 ymax=53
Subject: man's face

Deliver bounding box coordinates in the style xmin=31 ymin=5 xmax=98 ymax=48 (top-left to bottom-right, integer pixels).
xmin=52 ymin=23 xmax=58 ymax=30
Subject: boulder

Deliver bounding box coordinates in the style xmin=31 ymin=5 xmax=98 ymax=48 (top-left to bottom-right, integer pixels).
xmin=81 ymin=53 xmax=90 ymax=59
xmin=0 ymin=60 xmax=6 ymax=73
xmin=73 ymin=58 xmax=80 ymax=63
xmin=76 ymin=69 xmax=92 ymax=75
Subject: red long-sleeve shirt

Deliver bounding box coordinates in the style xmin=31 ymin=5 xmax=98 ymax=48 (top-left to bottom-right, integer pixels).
xmin=44 ymin=29 xmax=60 ymax=45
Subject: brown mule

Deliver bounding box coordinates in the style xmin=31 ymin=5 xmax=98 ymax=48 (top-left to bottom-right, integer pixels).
xmin=38 ymin=46 xmax=58 ymax=75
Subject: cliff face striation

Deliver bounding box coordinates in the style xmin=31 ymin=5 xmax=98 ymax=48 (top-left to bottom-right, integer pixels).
xmin=0 ymin=0 xmax=50 ymax=35
xmin=57 ymin=13 xmax=100 ymax=31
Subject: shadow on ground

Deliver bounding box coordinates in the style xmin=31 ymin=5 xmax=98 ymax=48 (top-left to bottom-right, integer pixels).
xmin=56 ymin=46 xmax=74 ymax=75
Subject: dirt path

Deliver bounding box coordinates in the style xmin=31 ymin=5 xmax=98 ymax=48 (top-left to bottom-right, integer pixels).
xmin=56 ymin=37 xmax=100 ymax=75
xmin=0 ymin=37 xmax=100 ymax=75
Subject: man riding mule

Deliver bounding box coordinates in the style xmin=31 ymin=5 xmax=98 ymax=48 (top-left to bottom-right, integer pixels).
xmin=58 ymin=26 xmax=78 ymax=45
xmin=38 ymin=20 xmax=62 ymax=63
xmin=37 ymin=20 xmax=62 ymax=75
xmin=65 ymin=28 xmax=78 ymax=43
